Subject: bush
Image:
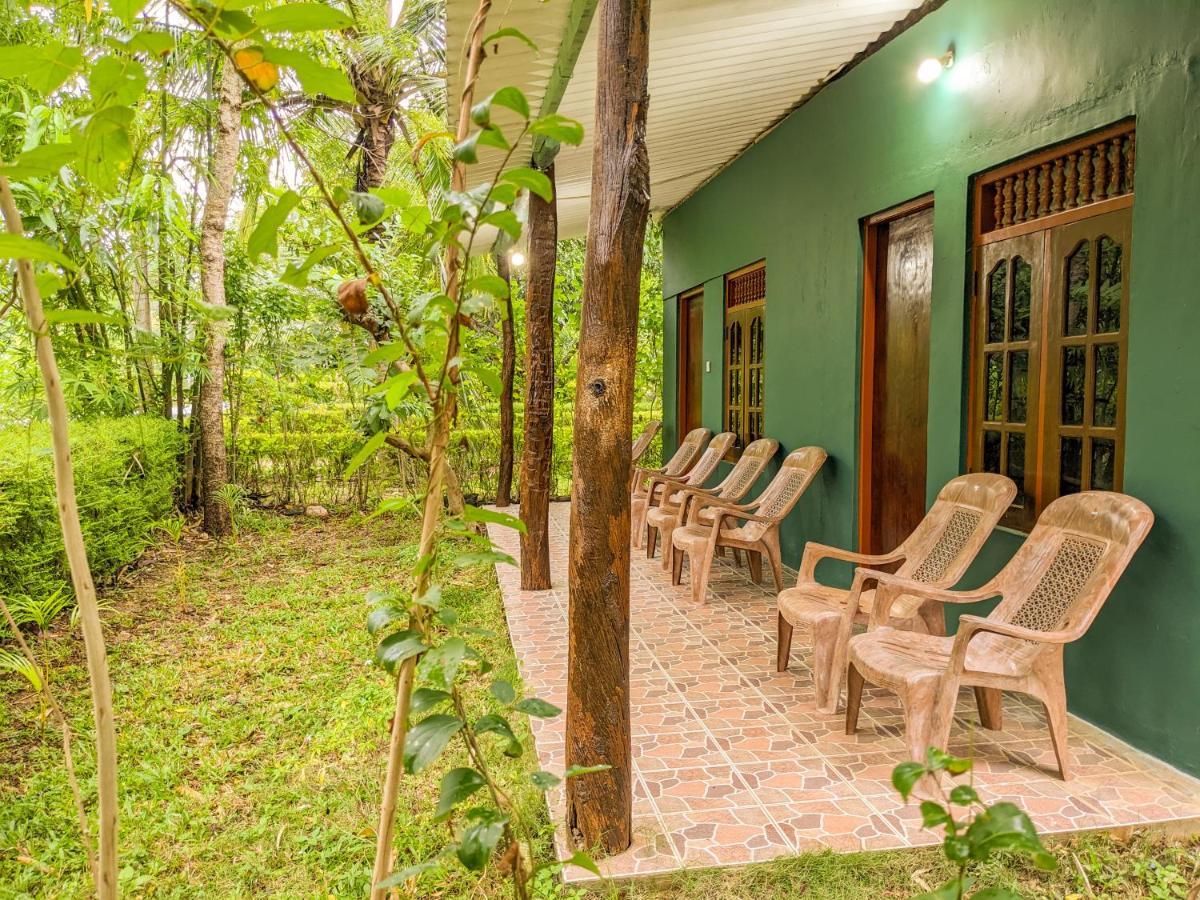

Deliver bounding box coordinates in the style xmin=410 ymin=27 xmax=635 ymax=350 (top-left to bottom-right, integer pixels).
xmin=0 ymin=416 xmax=182 ymax=609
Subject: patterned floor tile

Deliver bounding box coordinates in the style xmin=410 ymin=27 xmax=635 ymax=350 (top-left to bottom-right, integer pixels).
xmin=487 ymin=503 xmax=1200 ymax=883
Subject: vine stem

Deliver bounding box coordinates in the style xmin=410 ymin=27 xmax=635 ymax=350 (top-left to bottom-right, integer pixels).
xmin=0 ymin=174 xmax=119 ymax=900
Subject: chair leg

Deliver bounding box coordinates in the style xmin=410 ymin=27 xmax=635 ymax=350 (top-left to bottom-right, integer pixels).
xmin=764 ymin=537 xmax=784 ymax=592
xmin=747 ymin=550 xmax=763 ymax=584
xmin=631 ymin=498 xmax=646 ymax=548
xmin=903 ymin=680 xmax=941 ymax=763
xmin=776 ymin=613 xmax=793 ymax=672
xmin=844 ymin=664 xmax=865 ymax=735
xmin=660 ymin=527 xmax=674 ymax=571
xmin=926 ymin=675 xmax=959 ymax=758
xmin=671 ymin=545 xmax=686 ymax=586
xmin=974 ymin=687 xmax=1003 ymax=731
xmin=818 ymin=609 xmax=857 ymax=716
xmin=692 ymin=545 xmax=714 ymax=605
xmin=730 ymin=547 xmax=741 ymax=565
xmin=811 ymin=614 xmax=840 ymax=712
xmin=645 ymin=525 xmax=658 ymax=559
xmin=1042 ymin=683 xmax=1072 ymax=780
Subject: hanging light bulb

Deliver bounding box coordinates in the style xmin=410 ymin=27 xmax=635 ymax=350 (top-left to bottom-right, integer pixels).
xmin=917 ymin=49 xmax=955 ymax=84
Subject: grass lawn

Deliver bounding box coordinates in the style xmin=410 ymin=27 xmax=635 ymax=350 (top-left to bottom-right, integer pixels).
xmin=2 ymin=513 xmax=1196 ymax=898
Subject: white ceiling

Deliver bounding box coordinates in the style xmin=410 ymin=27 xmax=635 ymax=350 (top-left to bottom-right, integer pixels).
xmin=448 ymin=0 xmax=928 ymax=238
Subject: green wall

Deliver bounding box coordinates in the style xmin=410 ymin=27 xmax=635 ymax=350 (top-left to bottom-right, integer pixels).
xmin=660 ymin=0 xmax=1200 ymax=775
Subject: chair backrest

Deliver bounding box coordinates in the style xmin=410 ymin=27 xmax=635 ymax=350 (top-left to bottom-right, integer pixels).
xmin=977 ymin=491 xmax=1154 ymax=667
xmin=684 ymin=432 xmax=737 ymax=487
xmin=662 ymin=427 xmax=710 ymax=477
xmin=895 ymin=474 xmax=1017 ymax=588
xmin=715 ymin=437 xmax=779 ymax=500
xmin=631 ymin=419 xmax=662 ymax=466
xmin=741 ymin=446 xmax=827 ymax=539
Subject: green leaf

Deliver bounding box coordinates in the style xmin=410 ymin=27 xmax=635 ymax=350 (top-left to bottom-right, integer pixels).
xmin=280 ymin=245 xmax=338 ymax=287
xmin=514 ymin=697 xmax=561 ymax=718
xmin=89 ymin=55 xmax=147 ymax=110
xmin=463 ymin=364 xmax=502 ymax=396
xmin=563 ymin=850 xmax=601 ymax=877
xmin=257 ymin=3 xmax=354 ymax=32
xmin=453 ymin=549 xmax=517 ymax=568
xmin=372 ymin=186 xmax=412 ymax=207
xmin=247 ymin=190 xmax=301 ymax=259
xmin=970 ymin=889 xmax=1024 ymax=900
xmin=400 ymin=205 xmax=432 ymax=234
xmin=948 ymin=784 xmax=980 ymax=806
xmin=0 ymin=143 xmax=79 ymax=182
xmin=110 ymin=0 xmax=150 ymax=25
xmin=410 ymin=687 xmax=452 ymax=715
xmin=471 ymin=86 xmax=530 ymax=126
xmin=367 ymin=496 xmax=417 ymax=519
xmin=412 ymin=585 xmax=441 ymax=611
xmin=349 ymin=190 xmax=386 ymax=226
xmin=0 ymin=235 xmax=78 ymax=271
xmin=499 ymin=166 xmax=553 ymax=201
xmin=530 ymin=770 xmax=560 ymax=791
xmin=453 ymin=133 xmax=481 ymax=165
xmin=421 ymin=637 xmax=467 ymax=689
xmin=913 ymin=878 xmax=968 ymax=900
xmin=123 ymin=28 xmax=175 ymax=57
xmin=382 ymin=370 xmax=418 ymax=409
xmin=461 ymin=504 xmax=527 ymax=533
xmin=366 ymin=603 xmax=406 ymax=636
xmin=891 ymin=761 xmax=926 ymax=801
xmin=467 ymin=274 xmax=509 ymax=299
xmin=74 ymin=105 xmax=135 ymax=193
xmin=403 ymin=714 xmax=463 ymax=774
xmin=435 ymin=768 xmax=486 ymax=819
xmin=530 ymin=114 xmax=584 ymax=147
xmin=344 ymin=428 xmax=387 ymax=477
xmin=965 ymin=802 xmax=1056 ymax=869
xmin=489 ymin=679 xmax=516 ymax=704
xmin=564 ymin=764 xmax=611 ymax=779
xmin=260 ymin=46 xmax=355 ymax=103
xmin=943 ymin=834 xmax=971 ymax=863
xmin=375 ymin=629 xmax=427 ymax=674
xmin=919 ymin=800 xmax=952 ymax=828
xmin=480 ymin=209 xmax=521 ymax=241
xmin=482 ymin=27 xmax=538 ymax=53
xmin=457 ymin=809 xmax=508 ymax=871
xmin=374 ymin=858 xmax=441 ymax=889
xmin=43 ymin=309 xmax=121 ymax=326
xmin=474 ymin=713 xmax=521 ymax=756
xmin=0 ymin=43 xmax=84 ymax=95
xmin=362 ymin=341 xmax=408 ymax=367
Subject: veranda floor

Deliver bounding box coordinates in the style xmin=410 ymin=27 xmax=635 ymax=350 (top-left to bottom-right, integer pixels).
xmin=486 ymin=503 xmax=1200 ymax=883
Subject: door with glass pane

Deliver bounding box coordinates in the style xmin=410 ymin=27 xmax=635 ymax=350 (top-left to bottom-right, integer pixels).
xmin=1041 ymin=208 xmax=1131 ymax=502
xmin=974 ymin=232 xmax=1045 ymax=531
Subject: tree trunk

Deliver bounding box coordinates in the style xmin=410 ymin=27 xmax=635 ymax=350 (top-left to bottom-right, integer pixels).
xmin=495 ymin=250 xmax=516 ymax=507
xmin=197 ymin=58 xmax=242 ymax=537
xmin=1 ymin=176 xmax=120 ymax=900
xmin=565 ymin=0 xmax=651 ymax=854
xmin=519 ymin=162 xmax=557 ymax=589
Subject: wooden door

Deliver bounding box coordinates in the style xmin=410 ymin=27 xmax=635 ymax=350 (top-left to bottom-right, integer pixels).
xmin=861 ymin=201 xmax=934 ymax=553
xmin=678 ymin=290 xmax=704 ymax=437
xmin=972 ymin=231 xmax=1046 ymax=531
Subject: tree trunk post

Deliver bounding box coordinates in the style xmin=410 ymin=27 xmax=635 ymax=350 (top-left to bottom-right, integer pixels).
xmin=0 ymin=175 xmax=120 ymax=900
xmin=565 ymin=0 xmax=651 ymax=854
xmin=495 ymin=250 xmax=516 ymax=507
xmin=198 ymin=57 xmax=243 ymax=537
xmin=519 ymin=162 xmax=557 ymax=589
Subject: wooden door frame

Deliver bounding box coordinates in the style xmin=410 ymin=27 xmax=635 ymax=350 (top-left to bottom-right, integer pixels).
xmin=676 ymin=287 xmax=704 ymax=441
xmin=858 ymin=193 xmax=935 ymax=551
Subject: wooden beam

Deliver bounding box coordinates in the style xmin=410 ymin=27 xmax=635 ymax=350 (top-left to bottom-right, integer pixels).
xmin=532 ymin=0 xmax=599 ymax=168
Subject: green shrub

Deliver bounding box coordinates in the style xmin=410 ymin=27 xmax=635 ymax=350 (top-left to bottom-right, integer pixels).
xmin=0 ymin=416 xmax=182 ymax=609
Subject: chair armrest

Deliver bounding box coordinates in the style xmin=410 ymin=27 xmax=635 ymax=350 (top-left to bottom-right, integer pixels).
xmin=796 ymin=542 xmax=906 ymax=583
xmin=868 ymin=574 xmax=1001 ymax=627
xmin=955 ymin=615 xmax=1076 ymax=646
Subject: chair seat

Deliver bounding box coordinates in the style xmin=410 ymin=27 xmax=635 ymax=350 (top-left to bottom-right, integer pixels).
xmin=779 ymin=584 xmax=877 ymax=627
xmin=671 ymin=521 xmax=745 ymax=554
xmin=849 ymin=629 xmax=1020 ymax=689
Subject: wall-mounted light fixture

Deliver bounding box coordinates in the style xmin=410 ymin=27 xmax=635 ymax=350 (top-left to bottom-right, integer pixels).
xmin=917 ymin=49 xmax=955 ymax=84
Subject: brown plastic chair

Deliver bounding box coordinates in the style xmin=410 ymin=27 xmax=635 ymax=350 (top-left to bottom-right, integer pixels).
xmin=646 ymin=437 xmax=779 ymax=570
xmin=632 ymin=432 xmax=736 ymax=549
xmin=631 ymin=419 xmax=662 ymax=470
xmin=778 ymin=474 xmax=1016 ymax=714
xmin=631 ymin=426 xmax=708 ymax=496
xmin=845 ymin=491 xmax=1154 ymax=778
xmin=670 ymin=446 xmax=827 ymax=604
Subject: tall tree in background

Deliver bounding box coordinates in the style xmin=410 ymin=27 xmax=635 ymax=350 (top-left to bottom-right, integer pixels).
xmin=197 ymin=58 xmax=242 ymax=536
xmin=519 ymin=161 xmax=557 ymax=588
xmin=494 ymin=248 xmax=515 ymax=506
xmin=565 ymin=0 xmax=651 ymax=853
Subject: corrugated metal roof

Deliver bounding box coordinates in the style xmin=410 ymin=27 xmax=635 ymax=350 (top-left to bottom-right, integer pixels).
xmin=448 ymin=0 xmax=928 ymax=238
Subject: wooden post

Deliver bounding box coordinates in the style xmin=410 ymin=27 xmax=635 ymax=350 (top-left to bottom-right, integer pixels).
xmin=565 ymin=0 xmax=650 ymax=853
xmin=519 ymin=162 xmax=557 ymax=589
xmin=495 ymin=249 xmax=516 ymax=507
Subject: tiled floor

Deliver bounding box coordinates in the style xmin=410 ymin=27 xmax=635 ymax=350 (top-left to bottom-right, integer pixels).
xmin=487 ymin=503 xmax=1200 ymax=882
